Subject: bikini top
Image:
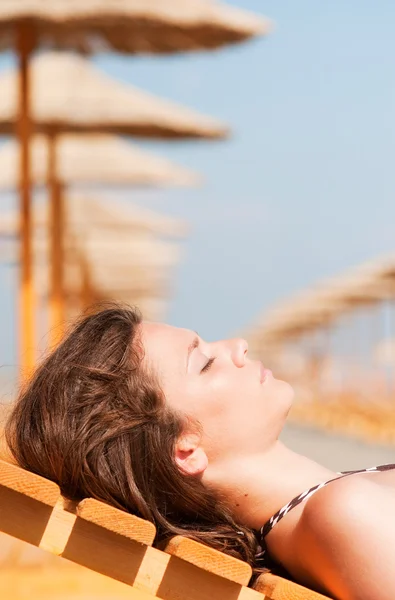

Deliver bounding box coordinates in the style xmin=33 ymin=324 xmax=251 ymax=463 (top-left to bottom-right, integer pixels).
xmin=255 ymin=463 xmax=395 ymax=565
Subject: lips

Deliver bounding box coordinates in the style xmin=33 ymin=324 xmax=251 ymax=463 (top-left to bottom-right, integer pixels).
xmin=259 ymin=362 xmax=272 ymax=384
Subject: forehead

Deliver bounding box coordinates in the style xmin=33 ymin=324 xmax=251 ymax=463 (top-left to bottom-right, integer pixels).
xmin=140 ymin=321 xmax=193 ymax=377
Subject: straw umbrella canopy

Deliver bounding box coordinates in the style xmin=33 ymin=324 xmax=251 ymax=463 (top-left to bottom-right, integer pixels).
xmin=257 ymin=278 xmax=395 ymax=343
xmin=0 ymin=195 xmax=184 ymax=325
xmin=67 ymin=195 xmax=188 ymax=238
xmin=2 ymin=232 xmax=181 ymax=324
xmin=0 ymin=2 xmax=269 ymax=53
xmin=374 ymin=338 xmax=395 ymax=366
xmin=38 ymin=236 xmax=181 ymax=294
xmin=0 ymin=193 xmax=188 ymax=238
xmin=74 ymin=239 xmax=180 ymax=322
xmin=246 ymin=256 xmax=395 ymax=350
xmin=0 ymin=134 xmax=198 ymax=344
xmin=0 ymin=1 xmax=269 ymax=377
xmin=41 ymin=227 xmax=181 ymax=324
xmin=0 ymin=52 xmax=229 ymax=139
xmin=0 ymin=134 xmax=200 ymax=188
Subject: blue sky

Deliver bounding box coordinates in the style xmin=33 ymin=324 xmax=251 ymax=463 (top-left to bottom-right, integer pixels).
xmin=1 ymin=0 xmax=395 ymax=376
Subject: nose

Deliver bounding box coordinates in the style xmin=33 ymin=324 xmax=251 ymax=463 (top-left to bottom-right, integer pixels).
xmin=230 ymin=338 xmax=248 ymax=368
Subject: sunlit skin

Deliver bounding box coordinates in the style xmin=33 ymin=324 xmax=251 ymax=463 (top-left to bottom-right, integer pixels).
xmin=141 ymin=321 xmax=395 ymax=600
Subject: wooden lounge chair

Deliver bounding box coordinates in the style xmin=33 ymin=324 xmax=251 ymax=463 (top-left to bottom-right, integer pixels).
xmin=0 ymin=458 xmax=331 ymax=600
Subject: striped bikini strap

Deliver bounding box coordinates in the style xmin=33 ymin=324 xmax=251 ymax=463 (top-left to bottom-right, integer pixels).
xmin=258 ymin=462 xmax=395 ymax=542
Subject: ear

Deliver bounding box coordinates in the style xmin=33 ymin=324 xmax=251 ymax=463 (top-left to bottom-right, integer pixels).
xmin=175 ymin=433 xmax=208 ymax=477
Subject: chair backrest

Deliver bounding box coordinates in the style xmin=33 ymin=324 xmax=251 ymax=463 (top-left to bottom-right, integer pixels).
xmin=0 ymin=459 xmax=331 ymax=600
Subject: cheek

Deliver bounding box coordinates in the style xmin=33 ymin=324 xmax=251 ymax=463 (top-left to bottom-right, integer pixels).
xmin=167 ymin=378 xmax=222 ymax=423
xmin=180 ymin=376 xmax=235 ymax=426
xmin=162 ymin=376 xmax=195 ymax=417
xmin=207 ymin=373 xmax=259 ymax=424
xmin=208 ymin=374 xmax=242 ymax=408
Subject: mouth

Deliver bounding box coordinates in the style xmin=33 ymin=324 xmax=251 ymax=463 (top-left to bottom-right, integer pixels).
xmin=259 ymin=362 xmax=272 ymax=384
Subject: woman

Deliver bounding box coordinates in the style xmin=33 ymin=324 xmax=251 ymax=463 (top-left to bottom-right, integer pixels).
xmin=5 ymin=306 xmax=395 ymax=600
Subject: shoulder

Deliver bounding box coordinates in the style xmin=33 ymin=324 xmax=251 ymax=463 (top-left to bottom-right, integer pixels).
xmin=291 ymin=475 xmax=395 ymax=599
xmin=299 ymin=473 xmax=394 ymax=546
xmin=290 ymin=475 xmax=377 ymax=557
xmin=301 ymin=474 xmax=377 ymax=531
xmin=302 ymin=474 xmax=386 ymax=529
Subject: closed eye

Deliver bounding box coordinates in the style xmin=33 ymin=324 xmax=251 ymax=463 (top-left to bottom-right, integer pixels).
xmin=201 ymin=357 xmax=215 ymax=373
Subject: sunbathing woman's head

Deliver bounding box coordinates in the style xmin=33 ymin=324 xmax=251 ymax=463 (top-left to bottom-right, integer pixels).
xmin=5 ymin=305 xmax=293 ymax=568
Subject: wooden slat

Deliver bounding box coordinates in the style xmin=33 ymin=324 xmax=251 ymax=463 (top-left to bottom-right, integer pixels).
xmin=77 ymin=498 xmax=156 ymax=546
xmin=0 ymin=460 xmax=60 ymax=547
xmin=254 ymin=573 xmax=331 ymax=600
xmin=0 ymin=459 xmax=60 ymax=505
xmin=164 ymin=535 xmax=252 ymax=586
xmin=39 ymin=496 xmax=78 ymax=555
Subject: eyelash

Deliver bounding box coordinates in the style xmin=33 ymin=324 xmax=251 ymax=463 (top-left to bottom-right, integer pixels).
xmin=201 ymin=357 xmax=216 ymax=373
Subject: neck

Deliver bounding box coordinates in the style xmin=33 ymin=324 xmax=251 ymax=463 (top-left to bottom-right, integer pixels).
xmin=203 ymin=441 xmax=337 ymax=529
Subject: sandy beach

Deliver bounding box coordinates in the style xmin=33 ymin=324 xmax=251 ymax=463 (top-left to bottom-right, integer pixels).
xmin=281 ymin=423 xmax=395 ymax=471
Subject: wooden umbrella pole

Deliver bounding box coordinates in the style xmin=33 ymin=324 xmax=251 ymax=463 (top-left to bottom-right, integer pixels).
xmin=47 ymin=132 xmax=65 ymax=348
xmin=16 ymin=22 xmax=35 ymax=381
xmin=79 ymin=252 xmax=94 ymax=313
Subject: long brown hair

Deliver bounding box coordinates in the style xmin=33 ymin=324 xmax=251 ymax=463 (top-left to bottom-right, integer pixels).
xmin=5 ymin=306 xmax=260 ymax=568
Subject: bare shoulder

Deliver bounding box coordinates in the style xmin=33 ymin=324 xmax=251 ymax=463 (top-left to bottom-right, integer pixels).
xmin=290 ymin=476 xmax=395 ymax=600
xmin=302 ymin=474 xmax=386 ymax=527
xmin=299 ymin=474 xmax=395 ymax=548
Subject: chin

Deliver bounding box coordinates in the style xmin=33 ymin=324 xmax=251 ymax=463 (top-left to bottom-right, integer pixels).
xmin=274 ymin=377 xmax=295 ymax=409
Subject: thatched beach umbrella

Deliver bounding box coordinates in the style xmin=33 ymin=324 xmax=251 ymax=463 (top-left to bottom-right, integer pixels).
xmin=41 ymin=226 xmax=181 ymax=324
xmin=0 ymin=0 xmax=269 ymax=377
xmin=0 ymin=2 xmax=269 ymax=55
xmin=0 ymin=193 xmax=188 ymax=238
xmin=0 ymin=134 xmax=199 ymax=188
xmin=0 ymin=134 xmax=197 ymax=344
xmin=77 ymin=240 xmax=180 ymax=322
xmin=62 ymin=252 xmax=178 ymax=323
xmin=67 ymin=195 xmax=188 ymax=238
xmin=374 ymin=338 xmax=395 ymax=366
xmin=0 ymin=52 xmax=228 ymax=139
xmin=256 ymin=280 xmax=394 ymax=344
xmin=0 ymin=195 xmax=185 ymax=328
xmin=7 ymin=232 xmax=181 ymax=326
xmin=246 ymin=257 xmax=395 ymax=351
xmin=38 ymin=236 xmax=181 ymax=295
xmin=0 ymin=51 xmax=222 ymax=370
xmin=286 ymin=270 xmax=395 ymax=336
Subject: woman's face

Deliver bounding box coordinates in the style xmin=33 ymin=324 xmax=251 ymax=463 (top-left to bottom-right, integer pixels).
xmin=141 ymin=322 xmax=294 ymax=463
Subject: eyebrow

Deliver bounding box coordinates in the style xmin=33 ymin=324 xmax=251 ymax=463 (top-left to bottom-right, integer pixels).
xmin=186 ymin=336 xmax=200 ymax=371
